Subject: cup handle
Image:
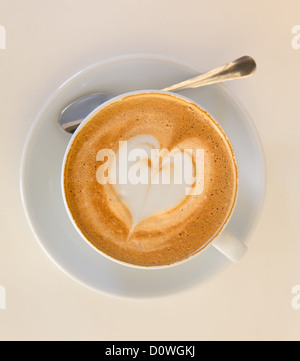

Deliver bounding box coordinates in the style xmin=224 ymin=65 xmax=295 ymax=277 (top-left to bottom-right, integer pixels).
xmin=212 ymin=229 xmax=247 ymax=262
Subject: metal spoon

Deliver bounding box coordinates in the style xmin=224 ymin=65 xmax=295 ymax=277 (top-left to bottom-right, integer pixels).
xmin=59 ymin=55 xmax=256 ymax=133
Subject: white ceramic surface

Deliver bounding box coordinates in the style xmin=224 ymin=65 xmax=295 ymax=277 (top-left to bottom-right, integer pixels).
xmin=20 ymin=54 xmax=266 ymax=299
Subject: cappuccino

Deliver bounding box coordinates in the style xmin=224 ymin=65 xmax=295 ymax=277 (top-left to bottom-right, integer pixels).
xmin=63 ymin=92 xmax=238 ymax=266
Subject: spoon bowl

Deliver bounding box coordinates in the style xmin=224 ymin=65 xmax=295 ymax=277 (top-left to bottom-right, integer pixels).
xmin=59 ymin=55 xmax=256 ymax=134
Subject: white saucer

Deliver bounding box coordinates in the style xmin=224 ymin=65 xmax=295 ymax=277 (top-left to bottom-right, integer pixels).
xmin=20 ymin=54 xmax=266 ymax=299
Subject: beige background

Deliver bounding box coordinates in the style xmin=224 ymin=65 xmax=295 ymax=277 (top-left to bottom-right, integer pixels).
xmin=0 ymin=0 xmax=300 ymax=341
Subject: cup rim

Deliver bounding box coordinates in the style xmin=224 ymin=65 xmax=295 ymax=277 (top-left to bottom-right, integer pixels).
xmin=61 ymin=89 xmax=239 ymax=270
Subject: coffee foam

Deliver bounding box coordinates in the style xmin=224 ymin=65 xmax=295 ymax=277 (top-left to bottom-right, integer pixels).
xmin=111 ymin=134 xmax=197 ymax=228
xmin=64 ymin=92 xmax=238 ymax=266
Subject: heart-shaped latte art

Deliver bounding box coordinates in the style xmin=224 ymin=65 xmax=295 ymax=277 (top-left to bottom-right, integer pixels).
xmin=111 ymin=135 xmax=201 ymax=229
xmin=64 ymin=92 xmax=238 ymax=266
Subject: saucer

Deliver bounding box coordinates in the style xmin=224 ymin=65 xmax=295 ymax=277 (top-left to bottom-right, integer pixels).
xmin=20 ymin=54 xmax=266 ymax=299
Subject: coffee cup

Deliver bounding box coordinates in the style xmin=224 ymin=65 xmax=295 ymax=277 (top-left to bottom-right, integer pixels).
xmin=61 ymin=90 xmax=247 ymax=269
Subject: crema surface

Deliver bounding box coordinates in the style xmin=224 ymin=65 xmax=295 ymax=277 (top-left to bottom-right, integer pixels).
xmin=64 ymin=93 xmax=238 ymax=266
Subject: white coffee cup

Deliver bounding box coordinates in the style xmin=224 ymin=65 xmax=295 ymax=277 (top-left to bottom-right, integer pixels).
xmin=61 ymin=90 xmax=247 ymax=268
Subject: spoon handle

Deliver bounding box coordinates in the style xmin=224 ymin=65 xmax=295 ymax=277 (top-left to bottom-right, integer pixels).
xmin=162 ymin=56 xmax=256 ymax=92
